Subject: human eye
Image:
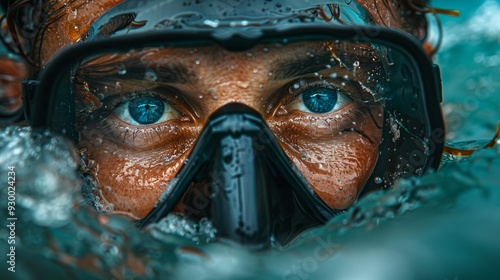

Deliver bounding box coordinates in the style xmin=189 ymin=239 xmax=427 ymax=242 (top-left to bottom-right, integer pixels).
xmin=113 ymin=95 xmax=180 ymax=125
xmin=282 ymin=78 xmax=353 ymax=115
xmin=78 ymin=88 xmax=196 ymax=150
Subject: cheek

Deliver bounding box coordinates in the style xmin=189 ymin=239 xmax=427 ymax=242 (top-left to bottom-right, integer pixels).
xmin=271 ymin=107 xmax=383 ymax=209
xmin=82 ymin=141 xmax=189 ymax=219
xmin=286 ymin=136 xmax=379 ymax=209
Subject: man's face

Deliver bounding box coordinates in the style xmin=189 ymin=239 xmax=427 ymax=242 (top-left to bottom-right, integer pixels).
xmin=38 ymin=0 xmax=413 ymax=219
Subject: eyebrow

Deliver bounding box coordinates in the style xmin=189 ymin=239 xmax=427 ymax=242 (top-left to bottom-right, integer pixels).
xmin=79 ymin=61 xmax=197 ymax=86
xmin=271 ymin=52 xmax=336 ymax=81
xmin=141 ymin=64 xmax=195 ymax=84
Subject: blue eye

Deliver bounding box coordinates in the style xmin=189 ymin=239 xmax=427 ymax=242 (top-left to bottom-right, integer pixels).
xmin=286 ymin=85 xmax=351 ymax=115
xmin=302 ymin=88 xmax=338 ymax=114
xmin=128 ymin=97 xmax=165 ymax=124
xmin=112 ymin=96 xmax=179 ymax=125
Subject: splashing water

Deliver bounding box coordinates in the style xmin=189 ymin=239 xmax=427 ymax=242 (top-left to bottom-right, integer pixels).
xmin=0 ymin=125 xmax=499 ymax=279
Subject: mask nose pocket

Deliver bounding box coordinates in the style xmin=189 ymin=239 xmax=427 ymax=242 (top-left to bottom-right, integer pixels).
xmin=137 ymin=103 xmax=337 ymax=248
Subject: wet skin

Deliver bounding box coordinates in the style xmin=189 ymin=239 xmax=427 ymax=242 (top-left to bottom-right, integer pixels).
xmin=36 ymin=0 xmax=417 ymax=219
xmin=0 ymin=58 xmax=26 ymax=116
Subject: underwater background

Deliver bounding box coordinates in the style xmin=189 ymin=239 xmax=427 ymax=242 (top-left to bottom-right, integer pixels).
xmin=1 ymin=0 xmax=499 ymax=279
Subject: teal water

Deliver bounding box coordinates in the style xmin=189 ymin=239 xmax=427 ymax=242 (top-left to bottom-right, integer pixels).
xmin=435 ymin=0 xmax=500 ymax=141
xmin=0 ymin=1 xmax=499 ymax=279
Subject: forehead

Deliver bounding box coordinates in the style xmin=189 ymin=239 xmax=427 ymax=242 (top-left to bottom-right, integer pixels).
xmin=40 ymin=0 xmax=404 ymax=64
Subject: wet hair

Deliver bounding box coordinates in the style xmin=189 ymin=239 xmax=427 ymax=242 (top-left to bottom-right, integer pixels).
xmin=1 ymin=0 xmax=448 ymax=74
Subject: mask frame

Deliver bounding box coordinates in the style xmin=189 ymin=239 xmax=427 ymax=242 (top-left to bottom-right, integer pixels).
xmin=23 ymin=24 xmax=445 ymax=246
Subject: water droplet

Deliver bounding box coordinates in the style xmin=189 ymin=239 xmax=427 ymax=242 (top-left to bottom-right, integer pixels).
xmin=117 ymin=64 xmax=126 ymax=75
xmin=230 ymin=65 xmax=236 ymax=70
xmin=263 ymin=47 xmax=269 ymax=53
xmin=195 ymin=59 xmax=200 ymax=65
xmin=353 ymin=61 xmax=360 ymax=67
xmin=374 ymin=177 xmax=383 ymax=184
xmin=115 ymin=82 xmax=122 ymax=90
xmin=268 ymin=72 xmax=273 ymax=76
xmin=293 ymin=83 xmax=300 ymax=89
xmin=145 ymin=69 xmax=158 ymax=81
xmin=330 ymin=73 xmax=338 ymax=78
xmin=83 ymin=82 xmax=90 ymax=92
xmin=252 ymin=69 xmax=259 ymax=74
